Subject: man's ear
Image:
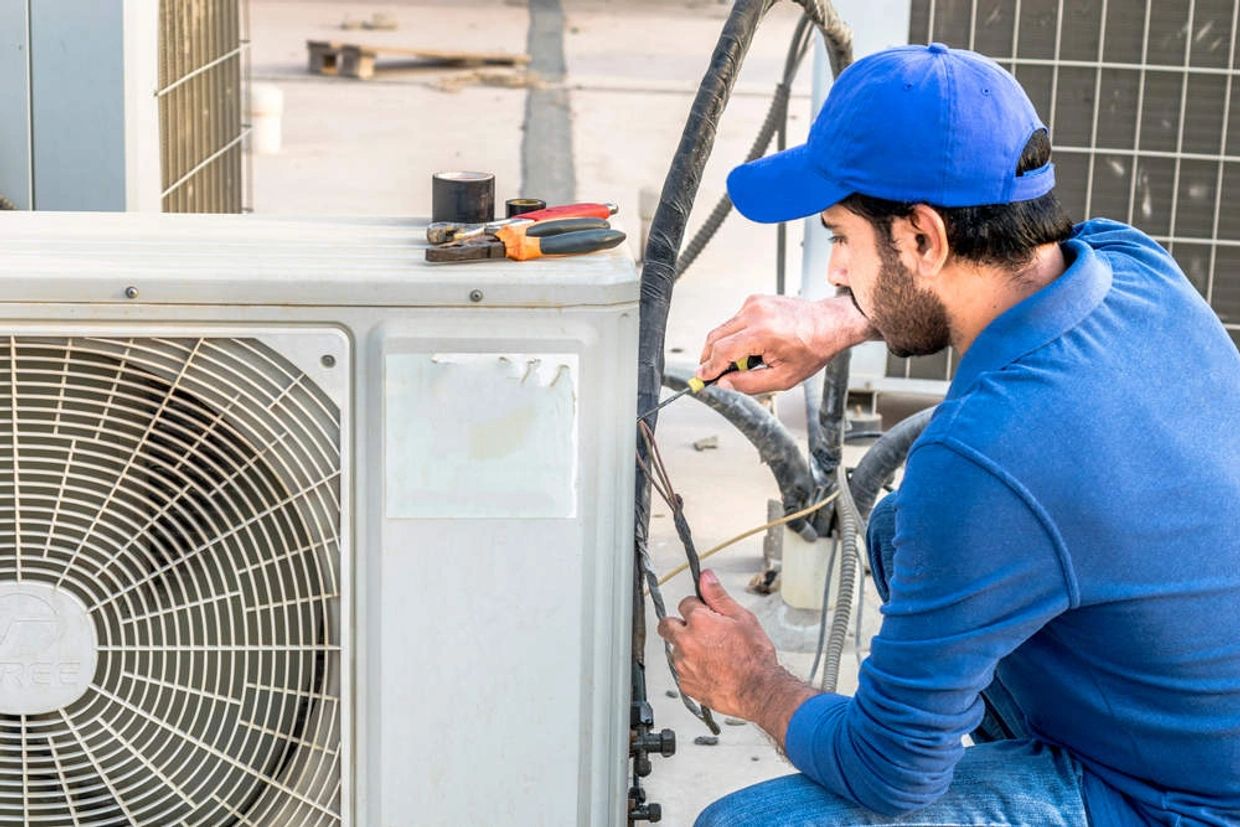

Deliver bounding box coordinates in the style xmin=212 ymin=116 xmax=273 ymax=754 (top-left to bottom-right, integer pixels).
xmin=895 ymin=204 xmax=949 ymax=278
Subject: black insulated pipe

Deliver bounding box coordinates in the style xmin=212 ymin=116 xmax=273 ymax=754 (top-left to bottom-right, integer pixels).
xmin=849 ymin=406 xmax=936 ymax=520
xmin=635 ymin=0 xmax=776 ymax=652
xmin=662 ymin=368 xmax=818 ymax=540
xmin=675 ymin=12 xmax=814 ymax=282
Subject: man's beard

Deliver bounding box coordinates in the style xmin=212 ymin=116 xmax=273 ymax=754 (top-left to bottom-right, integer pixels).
xmin=862 ymin=243 xmax=952 ymax=358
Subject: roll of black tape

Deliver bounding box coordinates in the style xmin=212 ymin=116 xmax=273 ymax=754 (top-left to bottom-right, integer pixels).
xmin=432 ymin=171 xmax=495 ymax=224
xmin=505 ymin=198 xmax=547 ymax=218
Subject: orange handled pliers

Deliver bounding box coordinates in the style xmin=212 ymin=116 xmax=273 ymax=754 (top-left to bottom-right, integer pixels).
xmin=425 ymin=216 xmax=626 ymax=263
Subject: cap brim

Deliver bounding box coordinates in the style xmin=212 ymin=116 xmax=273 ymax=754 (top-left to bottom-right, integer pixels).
xmin=726 ymin=144 xmax=849 ymax=224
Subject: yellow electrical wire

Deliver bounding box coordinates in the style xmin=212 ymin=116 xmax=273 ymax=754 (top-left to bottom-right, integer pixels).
xmin=653 ymin=490 xmax=841 ymax=588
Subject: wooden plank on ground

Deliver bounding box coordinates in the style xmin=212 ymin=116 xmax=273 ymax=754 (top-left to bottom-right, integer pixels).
xmin=306 ymin=40 xmax=530 ymax=80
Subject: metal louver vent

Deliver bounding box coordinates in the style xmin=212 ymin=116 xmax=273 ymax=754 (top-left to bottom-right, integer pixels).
xmin=891 ymin=0 xmax=1240 ymax=381
xmin=0 ymin=337 xmax=341 ymax=825
xmin=158 ymin=0 xmax=251 ymax=213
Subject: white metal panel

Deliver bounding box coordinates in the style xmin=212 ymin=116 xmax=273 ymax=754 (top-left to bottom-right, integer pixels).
xmin=123 ymin=0 xmax=160 ymax=212
xmin=0 ymin=0 xmax=31 ymax=209
xmin=30 ymin=2 xmax=127 ymax=209
xmin=371 ymin=308 xmax=636 ymax=827
xmin=29 ymin=0 xmax=160 ymax=211
xmin=0 ymin=212 xmax=639 ymax=308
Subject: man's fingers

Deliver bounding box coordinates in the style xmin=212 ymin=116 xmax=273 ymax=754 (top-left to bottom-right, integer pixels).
xmin=699 ymin=316 xmax=745 ymax=363
xmin=678 ymin=595 xmax=706 ymax=620
xmin=716 ymin=366 xmax=787 ymax=395
xmin=697 ymin=323 xmax=733 ymax=365
xmin=700 ymin=570 xmax=746 ymax=618
xmin=698 ymin=334 xmax=760 ymax=384
xmin=657 ymin=615 xmax=685 ymax=641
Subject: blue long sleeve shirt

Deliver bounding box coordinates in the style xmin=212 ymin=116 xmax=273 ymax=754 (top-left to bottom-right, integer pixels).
xmin=785 ymin=219 xmax=1240 ymax=826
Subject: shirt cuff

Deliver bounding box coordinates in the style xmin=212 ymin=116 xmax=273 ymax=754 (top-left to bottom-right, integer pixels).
xmin=784 ymin=692 xmax=850 ymax=776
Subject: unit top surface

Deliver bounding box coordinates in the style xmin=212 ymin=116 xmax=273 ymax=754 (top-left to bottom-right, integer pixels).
xmin=0 ymin=212 xmax=640 ymax=307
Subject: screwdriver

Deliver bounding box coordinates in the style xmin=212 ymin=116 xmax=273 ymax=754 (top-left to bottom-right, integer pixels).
xmin=637 ymin=355 xmax=765 ymax=420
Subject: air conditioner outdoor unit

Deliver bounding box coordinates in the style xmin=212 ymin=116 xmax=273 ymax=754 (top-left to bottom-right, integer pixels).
xmin=0 ymin=211 xmax=638 ymax=826
xmin=899 ymin=0 xmax=1240 ymax=373
xmin=0 ymin=0 xmax=248 ymax=214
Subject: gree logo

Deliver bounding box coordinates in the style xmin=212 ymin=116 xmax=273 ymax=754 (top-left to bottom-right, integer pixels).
xmin=0 ymin=593 xmax=63 ymax=656
xmin=0 ymin=661 xmax=82 ymax=686
xmin=0 ymin=583 xmax=97 ymax=714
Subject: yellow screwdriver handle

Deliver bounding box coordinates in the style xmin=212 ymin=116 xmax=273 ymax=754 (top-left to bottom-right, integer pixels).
xmin=689 ymin=354 xmax=764 ymax=393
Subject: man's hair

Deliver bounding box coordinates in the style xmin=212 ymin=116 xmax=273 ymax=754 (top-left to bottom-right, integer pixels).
xmin=839 ymin=129 xmax=1074 ymax=274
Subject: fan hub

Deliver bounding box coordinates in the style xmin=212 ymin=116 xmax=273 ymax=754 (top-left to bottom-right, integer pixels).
xmin=0 ymin=582 xmax=97 ymax=714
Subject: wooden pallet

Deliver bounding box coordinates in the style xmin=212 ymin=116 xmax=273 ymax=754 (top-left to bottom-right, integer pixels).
xmin=307 ymin=40 xmax=530 ymax=80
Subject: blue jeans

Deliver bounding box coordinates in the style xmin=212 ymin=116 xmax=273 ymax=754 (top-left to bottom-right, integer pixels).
xmin=695 ymin=496 xmax=1090 ymax=826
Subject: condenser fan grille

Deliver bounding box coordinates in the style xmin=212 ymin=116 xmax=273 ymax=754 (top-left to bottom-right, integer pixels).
xmin=0 ymin=336 xmax=342 ymax=825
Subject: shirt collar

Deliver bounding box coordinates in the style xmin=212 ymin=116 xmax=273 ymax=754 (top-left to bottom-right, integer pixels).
xmin=947 ymin=232 xmax=1113 ymax=399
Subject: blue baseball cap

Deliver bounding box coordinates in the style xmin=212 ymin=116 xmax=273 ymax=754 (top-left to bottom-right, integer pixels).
xmin=727 ymin=43 xmax=1055 ymax=223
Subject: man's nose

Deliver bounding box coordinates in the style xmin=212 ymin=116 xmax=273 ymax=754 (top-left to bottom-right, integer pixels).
xmin=827 ymin=259 xmax=849 ymax=288
xmin=826 ymin=245 xmax=849 ymax=288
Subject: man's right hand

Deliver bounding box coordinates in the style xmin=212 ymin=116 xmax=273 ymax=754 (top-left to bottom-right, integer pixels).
xmin=697 ymin=294 xmax=876 ymax=394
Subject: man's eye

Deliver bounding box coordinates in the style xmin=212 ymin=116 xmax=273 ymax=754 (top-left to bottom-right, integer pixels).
xmin=829 ymin=236 xmax=846 ymax=246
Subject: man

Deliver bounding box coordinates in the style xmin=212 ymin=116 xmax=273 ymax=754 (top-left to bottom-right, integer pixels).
xmin=658 ymin=43 xmax=1240 ymax=826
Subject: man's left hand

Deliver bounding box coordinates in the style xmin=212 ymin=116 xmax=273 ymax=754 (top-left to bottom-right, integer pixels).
xmin=657 ymin=570 xmax=813 ymax=733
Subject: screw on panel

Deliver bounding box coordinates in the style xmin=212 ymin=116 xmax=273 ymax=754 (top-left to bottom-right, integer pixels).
xmin=124 ymin=286 xmax=139 ymax=299
xmin=321 ymin=354 xmax=336 ymax=368
xmin=469 ymin=289 xmax=484 ymax=303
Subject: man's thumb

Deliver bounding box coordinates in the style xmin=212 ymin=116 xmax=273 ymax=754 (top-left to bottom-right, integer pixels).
xmin=700 ymin=570 xmax=743 ymax=616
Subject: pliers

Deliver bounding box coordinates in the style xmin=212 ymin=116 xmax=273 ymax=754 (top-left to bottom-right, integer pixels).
xmin=425 ymin=216 xmax=627 ymax=263
xmin=426 ymin=201 xmax=618 ymax=245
